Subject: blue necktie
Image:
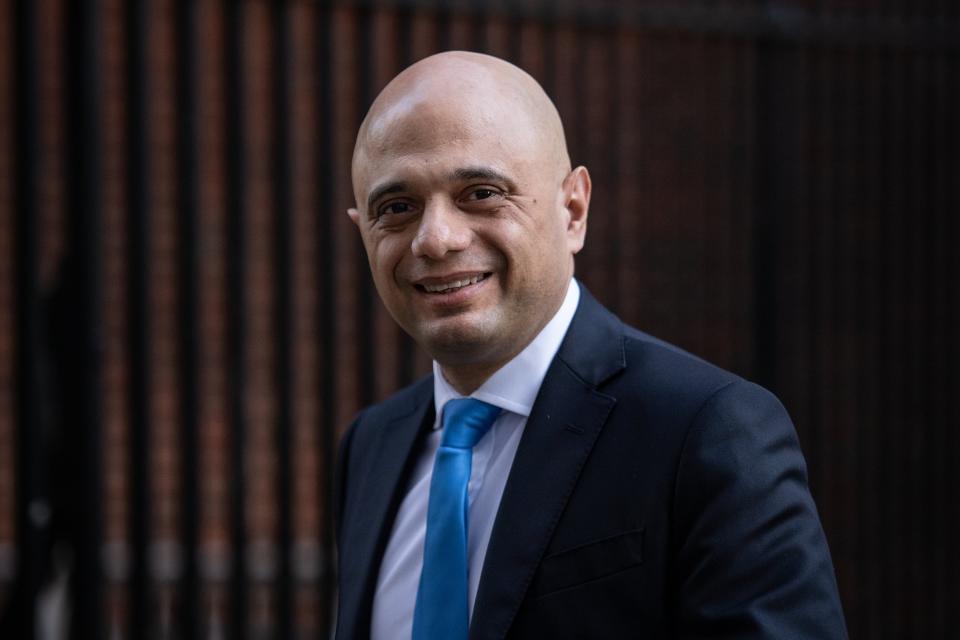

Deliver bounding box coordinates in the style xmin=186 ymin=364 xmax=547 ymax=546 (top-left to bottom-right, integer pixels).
xmin=412 ymin=398 xmax=502 ymax=640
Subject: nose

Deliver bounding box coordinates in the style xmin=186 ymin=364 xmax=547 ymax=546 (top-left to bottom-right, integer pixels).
xmin=411 ymin=198 xmax=471 ymax=260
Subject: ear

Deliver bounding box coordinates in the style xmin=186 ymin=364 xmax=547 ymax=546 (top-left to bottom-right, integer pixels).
xmin=562 ymin=166 xmax=591 ymax=254
xmin=347 ymin=207 xmax=361 ymax=227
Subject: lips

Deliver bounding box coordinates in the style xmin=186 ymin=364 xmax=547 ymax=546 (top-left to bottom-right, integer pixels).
xmin=415 ymin=272 xmax=491 ymax=294
xmin=418 ymin=273 xmax=490 ymax=294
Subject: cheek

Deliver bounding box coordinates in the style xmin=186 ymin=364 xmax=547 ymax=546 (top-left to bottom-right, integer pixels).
xmin=370 ymin=235 xmax=416 ymax=302
xmin=507 ymin=222 xmax=565 ymax=269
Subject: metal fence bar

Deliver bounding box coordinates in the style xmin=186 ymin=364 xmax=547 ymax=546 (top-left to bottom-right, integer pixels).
xmin=435 ymin=4 xmax=452 ymax=52
xmin=175 ymin=1 xmax=202 ymax=638
xmin=940 ymin=46 xmax=959 ymax=632
xmin=949 ymin=48 xmax=960 ymax=629
xmin=752 ymin=36 xmax=801 ymax=390
xmin=397 ymin=4 xmax=414 ymax=68
xmin=10 ymin=1 xmax=42 ymax=637
xmin=125 ymin=0 xmax=151 ymax=637
xmin=357 ymin=7 xmax=376 ymax=410
xmin=878 ymin=44 xmax=904 ymax=637
xmin=271 ymin=3 xmax=295 ymax=637
xmin=904 ymin=43 xmax=925 ymax=637
xmin=316 ymin=2 xmax=338 ymax=631
xmin=838 ymin=42 xmax=859 ymax=623
xmin=65 ymin=0 xmax=105 ymax=637
xmin=225 ymin=3 xmax=249 ymax=639
xmin=855 ymin=43 xmax=879 ymax=637
xmin=919 ymin=46 xmax=942 ymax=637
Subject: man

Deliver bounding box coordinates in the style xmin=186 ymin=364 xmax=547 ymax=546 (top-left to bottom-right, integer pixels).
xmin=335 ymin=51 xmax=847 ymax=639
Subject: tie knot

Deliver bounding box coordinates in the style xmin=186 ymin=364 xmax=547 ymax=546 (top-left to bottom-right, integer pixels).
xmin=440 ymin=398 xmax=501 ymax=449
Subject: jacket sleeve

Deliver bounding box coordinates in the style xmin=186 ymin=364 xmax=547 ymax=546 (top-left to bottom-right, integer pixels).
xmin=672 ymin=380 xmax=848 ymax=639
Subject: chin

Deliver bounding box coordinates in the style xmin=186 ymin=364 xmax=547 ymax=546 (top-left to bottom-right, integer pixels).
xmin=416 ymin=317 xmax=503 ymax=364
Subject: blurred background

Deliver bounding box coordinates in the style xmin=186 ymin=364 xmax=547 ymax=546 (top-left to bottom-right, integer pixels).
xmin=1 ymin=0 xmax=957 ymax=638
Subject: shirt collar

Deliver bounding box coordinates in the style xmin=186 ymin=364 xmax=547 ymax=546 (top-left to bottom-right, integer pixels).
xmin=433 ymin=278 xmax=581 ymax=425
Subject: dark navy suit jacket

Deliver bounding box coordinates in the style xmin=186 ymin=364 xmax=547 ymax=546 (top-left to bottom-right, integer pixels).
xmin=335 ymin=287 xmax=848 ymax=639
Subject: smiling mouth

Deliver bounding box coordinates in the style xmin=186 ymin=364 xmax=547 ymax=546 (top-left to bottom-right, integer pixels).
xmin=416 ymin=272 xmax=491 ymax=294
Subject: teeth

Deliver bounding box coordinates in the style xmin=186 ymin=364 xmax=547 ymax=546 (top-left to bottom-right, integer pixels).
xmin=423 ymin=273 xmax=485 ymax=293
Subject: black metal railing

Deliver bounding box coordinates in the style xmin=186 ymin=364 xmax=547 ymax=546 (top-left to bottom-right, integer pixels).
xmin=2 ymin=1 xmax=958 ymax=638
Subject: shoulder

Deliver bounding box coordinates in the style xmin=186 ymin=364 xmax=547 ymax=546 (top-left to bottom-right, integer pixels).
xmin=597 ymin=314 xmax=804 ymax=497
xmin=355 ymin=373 xmax=434 ymax=425
xmin=343 ymin=373 xmax=434 ymax=448
xmin=619 ymin=324 xmax=797 ymax=463
xmin=622 ymin=325 xmax=739 ymax=390
xmin=335 ymin=374 xmax=433 ymax=520
xmin=563 ymin=300 xmax=846 ymax=633
xmin=611 ymin=323 xmax=763 ymax=423
xmin=564 ymin=288 xmax=784 ymax=440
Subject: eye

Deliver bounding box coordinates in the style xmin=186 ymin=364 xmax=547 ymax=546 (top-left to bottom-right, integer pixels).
xmin=464 ymin=186 xmax=502 ymax=202
xmin=378 ymin=200 xmax=415 ymax=218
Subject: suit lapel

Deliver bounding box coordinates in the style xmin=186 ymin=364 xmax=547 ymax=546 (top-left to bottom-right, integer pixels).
xmin=470 ymin=288 xmax=625 ymax=640
xmin=339 ymin=383 xmax=434 ymax=639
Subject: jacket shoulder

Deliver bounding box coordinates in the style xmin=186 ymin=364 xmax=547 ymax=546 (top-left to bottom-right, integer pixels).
xmin=347 ymin=374 xmax=434 ymax=443
xmin=618 ymin=324 xmax=744 ymax=403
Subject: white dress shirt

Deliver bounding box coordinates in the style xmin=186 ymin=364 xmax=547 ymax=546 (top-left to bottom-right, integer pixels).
xmin=370 ymin=279 xmax=581 ymax=640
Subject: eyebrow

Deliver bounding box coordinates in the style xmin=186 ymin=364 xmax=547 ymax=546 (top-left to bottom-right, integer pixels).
xmin=449 ymin=166 xmax=515 ymax=187
xmin=366 ymin=181 xmax=406 ymax=214
xmin=365 ymin=166 xmax=517 ymax=213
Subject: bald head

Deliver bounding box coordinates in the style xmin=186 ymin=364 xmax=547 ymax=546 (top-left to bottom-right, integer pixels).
xmin=352 ymin=51 xmax=570 ymax=204
xmin=346 ymin=52 xmax=591 ymax=392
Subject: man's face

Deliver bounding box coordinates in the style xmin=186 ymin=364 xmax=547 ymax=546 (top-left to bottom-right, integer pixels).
xmin=349 ymin=67 xmax=589 ymax=376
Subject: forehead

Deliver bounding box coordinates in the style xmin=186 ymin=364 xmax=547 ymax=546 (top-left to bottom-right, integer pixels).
xmin=367 ymin=96 xmax=482 ymax=151
xmin=355 ymin=96 xmax=537 ymax=194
